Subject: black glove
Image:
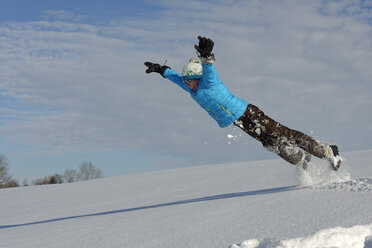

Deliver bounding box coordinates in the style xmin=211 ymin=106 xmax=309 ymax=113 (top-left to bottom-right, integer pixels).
xmin=144 ymin=62 xmax=170 ymax=78
xmin=194 ymin=36 xmax=214 ymax=58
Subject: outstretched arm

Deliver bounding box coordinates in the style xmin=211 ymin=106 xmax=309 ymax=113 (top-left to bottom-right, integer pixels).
xmin=163 ymin=68 xmax=192 ymax=92
xmin=144 ymin=61 xmax=191 ymax=93
xmin=195 ymin=36 xmax=216 ymax=65
xmin=195 ymin=36 xmax=219 ymax=87
xmin=144 ymin=62 xmax=170 ymax=78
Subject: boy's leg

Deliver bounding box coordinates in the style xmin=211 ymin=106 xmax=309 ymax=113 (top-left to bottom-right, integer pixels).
xmin=235 ymin=104 xmax=327 ymax=158
xmin=233 ymin=105 xmax=310 ymax=168
xmin=234 ymin=115 xmax=310 ymax=169
xmin=276 ymin=141 xmax=311 ymax=170
xmin=234 ymin=104 xmax=341 ymax=170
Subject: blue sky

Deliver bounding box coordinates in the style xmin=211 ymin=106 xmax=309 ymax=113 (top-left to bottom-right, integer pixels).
xmin=0 ymin=0 xmax=160 ymax=21
xmin=1 ymin=0 xmax=371 ymax=180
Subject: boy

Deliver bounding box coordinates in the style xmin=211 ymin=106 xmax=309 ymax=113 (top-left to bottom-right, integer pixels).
xmin=144 ymin=36 xmax=342 ymax=170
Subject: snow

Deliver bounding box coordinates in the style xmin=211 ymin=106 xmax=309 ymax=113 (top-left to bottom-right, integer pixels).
xmin=0 ymin=149 xmax=372 ymax=248
xmin=231 ymin=224 xmax=372 ymax=248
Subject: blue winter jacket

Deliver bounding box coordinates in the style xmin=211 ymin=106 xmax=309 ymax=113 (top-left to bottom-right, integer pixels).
xmin=163 ymin=64 xmax=248 ymax=128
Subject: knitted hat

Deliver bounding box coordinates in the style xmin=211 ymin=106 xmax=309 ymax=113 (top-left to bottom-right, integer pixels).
xmin=182 ymin=58 xmax=203 ymax=81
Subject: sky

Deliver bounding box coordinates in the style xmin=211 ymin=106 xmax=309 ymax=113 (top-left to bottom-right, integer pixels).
xmin=0 ymin=0 xmax=371 ymax=180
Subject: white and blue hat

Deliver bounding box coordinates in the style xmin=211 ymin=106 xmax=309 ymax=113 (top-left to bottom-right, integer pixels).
xmin=182 ymin=58 xmax=203 ymax=81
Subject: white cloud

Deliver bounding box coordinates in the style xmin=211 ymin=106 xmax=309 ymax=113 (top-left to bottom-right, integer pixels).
xmin=42 ymin=10 xmax=88 ymax=23
xmin=0 ymin=0 xmax=371 ymax=164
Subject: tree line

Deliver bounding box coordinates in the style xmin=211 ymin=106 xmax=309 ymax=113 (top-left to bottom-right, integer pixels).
xmin=0 ymin=154 xmax=103 ymax=189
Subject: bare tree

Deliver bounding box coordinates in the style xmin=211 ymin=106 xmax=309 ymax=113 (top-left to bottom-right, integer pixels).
xmin=32 ymin=176 xmax=50 ymax=185
xmin=64 ymin=169 xmax=78 ymax=183
xmin=32 ymin=174 xmax=64 ymax=185
xmin=0 ymin=155 xmax=11 ymax=186
xmin=78 ymin=161 xmax=103 ymax=181
xmin=49 ymin=173 xmax=64 ymax=184
xmin=23 ymin=178 xmax=30 ymax=187
xmin=0 ymin=155 xmax=19 ymax=188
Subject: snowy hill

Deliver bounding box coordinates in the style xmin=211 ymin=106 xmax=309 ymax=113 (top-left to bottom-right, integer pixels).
xmin=1 ymin=150 xmax=372 ymax=248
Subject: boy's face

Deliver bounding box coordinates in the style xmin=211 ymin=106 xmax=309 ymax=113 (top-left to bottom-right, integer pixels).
xmin=186 ymin=79 xmax=199 ymax=92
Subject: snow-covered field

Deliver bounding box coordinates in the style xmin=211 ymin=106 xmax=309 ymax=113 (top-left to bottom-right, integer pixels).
xmin=1 ymin=149 xmax=372 ymax=248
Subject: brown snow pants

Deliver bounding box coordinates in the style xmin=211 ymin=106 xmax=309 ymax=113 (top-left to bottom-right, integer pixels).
xmin=234 ymin=104 xmax=329 ymax=166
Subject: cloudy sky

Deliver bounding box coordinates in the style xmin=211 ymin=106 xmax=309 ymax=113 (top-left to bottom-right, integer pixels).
xmin=0 ymin=0 xmax=371 ymax=179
